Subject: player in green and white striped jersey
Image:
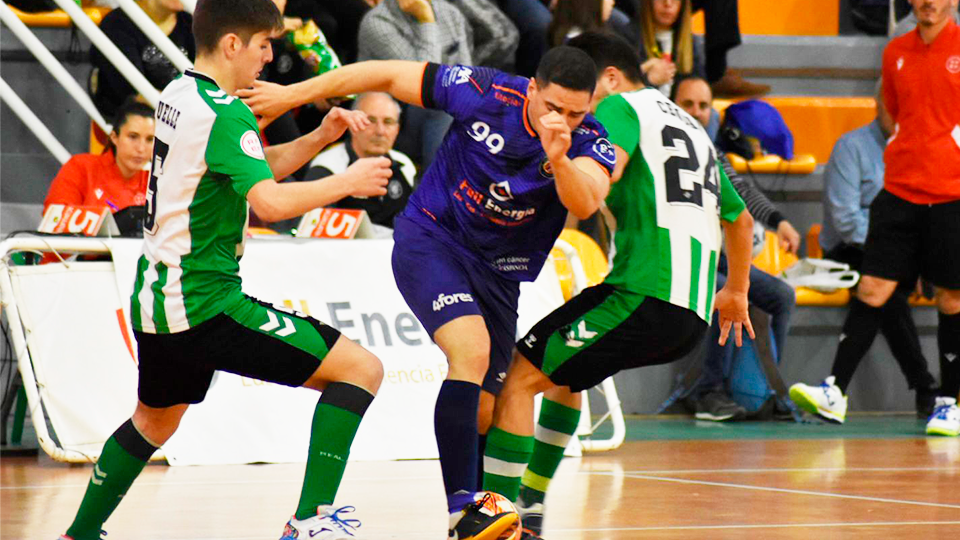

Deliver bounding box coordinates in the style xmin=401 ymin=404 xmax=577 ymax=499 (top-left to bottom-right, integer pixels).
xmin=59 ymin=2 xmax=391 ymax=540
xmin=479 ymin=32 xmax=757 ymax=539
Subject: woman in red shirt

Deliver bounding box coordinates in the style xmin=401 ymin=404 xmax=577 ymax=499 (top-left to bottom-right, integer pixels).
xmin=44 ymin=100 xmax=155 ymax=214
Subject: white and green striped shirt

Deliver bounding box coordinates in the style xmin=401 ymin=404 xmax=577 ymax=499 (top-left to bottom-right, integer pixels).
xmin=595 ymin=89 xmax=745 ymax=323
xmin=132 ymin=70 xmax=274 ymax=334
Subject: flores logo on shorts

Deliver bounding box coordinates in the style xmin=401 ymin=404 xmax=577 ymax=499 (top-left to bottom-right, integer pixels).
xmin=240 ymin=130 xmax=265 ymax=160
xmin=432 ymin=292 xmax=474 ymax=312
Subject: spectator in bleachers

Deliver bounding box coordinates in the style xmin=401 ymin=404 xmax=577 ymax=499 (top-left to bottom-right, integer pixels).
xmin=791 ymin=0 xmax=960 ymax=436
xmin=497 ymin=0 xmax=551 ymax=77
xmin=447 ymin=0 xmax=519 ymax=71
xmin=90 ymin=0 xmax=194 ymax=121
xmin=43 ymin=100 xmax=154 ymax=232
xmin=357 ymin=0 xmax=468 ymax=169
xmin=548 ymin=0 xmax=637 ymax=48
xmin=617 ymin=0 xmax=768 ymax=97
xmin=815 ymin=81 xmax=939 ymax=419
xmin=305 ymin=92 xmax=416 ymax=231
xmin=671 ymin=74 xmax=798 ymax=421
xmin=635 ymin=0 xmax=704 ymax=97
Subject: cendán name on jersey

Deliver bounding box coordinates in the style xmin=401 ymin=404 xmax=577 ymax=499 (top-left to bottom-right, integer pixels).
xmin=156 ymin=101 xmax=181 ymax=129
xmin=656 ymin=99 xmax=700 ymax=132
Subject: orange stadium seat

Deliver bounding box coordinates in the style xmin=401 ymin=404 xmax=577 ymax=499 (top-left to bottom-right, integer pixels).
xmin=551 ymin=229 xmax=609 ymax=301
xmin=10 ymin=4 xmax=111 ymax=27
xmin=715 ymin=97 xmax=875 ymax=164
xmin=692 ymin=0 xmax=839 ymax=36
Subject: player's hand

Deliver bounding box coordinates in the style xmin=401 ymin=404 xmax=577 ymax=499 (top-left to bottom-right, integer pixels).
xmin=317 ymin=107 xmax=370 ymax=145
xmin=715 ymin=286 xmax=755 ymax=347
xmin=538 ymin=111 xmax=572 ymax=164
xmin=776 ymin=220 xmax=801 ymax=255
xmin=283 ymin=17 xmax=304 ymax=34
xmin=642 ymin=58 xmax=676 ymax=87
xmin=344 ymin=156 xmax=391 ymax=197
xmin=237 ymin=80 xmax=296 ymax=126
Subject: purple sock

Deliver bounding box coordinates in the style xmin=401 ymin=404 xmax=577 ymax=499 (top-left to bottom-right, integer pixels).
xmin=435 ymin=380 xmax=481 ymax=512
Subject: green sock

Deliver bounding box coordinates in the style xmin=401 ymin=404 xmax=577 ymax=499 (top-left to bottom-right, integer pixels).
xmin=295 ymin=383 xmax=373 ymax=520
xmin=518 ymin=399 xmax=580 ymax=506
xmin=482 ymin=427 xmax=534 ymax=501
xmin=66 ymin=421 xmax=155 ymax=540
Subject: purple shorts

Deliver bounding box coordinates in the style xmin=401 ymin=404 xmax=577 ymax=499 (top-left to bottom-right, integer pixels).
xmin=392 ymin=215 xmax=520 ymax=395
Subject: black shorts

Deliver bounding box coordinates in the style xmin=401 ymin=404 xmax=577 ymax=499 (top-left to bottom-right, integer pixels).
xmin=861 ymin=190 xmax=960 ymax=289
xmin=516 ymin=284 xmax=708 ymax=392
xmin=135 ymin=295 xmax=341 ymax=408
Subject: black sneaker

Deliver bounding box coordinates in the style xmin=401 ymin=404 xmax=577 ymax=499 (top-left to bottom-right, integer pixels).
xmin=516 ymin=496 xmax=543 ymax=536
xmin=917 ymin=386 xmax=939 ymax=419
xmin=448 ymin=492 xmax=519 ymax=540
xmin=695 ymin=391 xmax=747 ymax=421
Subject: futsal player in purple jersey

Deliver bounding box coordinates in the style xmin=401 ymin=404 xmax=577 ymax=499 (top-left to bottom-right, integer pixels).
xmin=241 ymin=47 xmax=615 ymax=539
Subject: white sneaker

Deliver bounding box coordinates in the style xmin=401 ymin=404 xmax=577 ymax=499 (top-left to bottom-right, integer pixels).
xmin=926 ymin=397 xmax=960 ymax=437
xmin=789 ymin=376 xmax=848 ymax=424
xmin=280 ymin=505 xmax=361 ymax=539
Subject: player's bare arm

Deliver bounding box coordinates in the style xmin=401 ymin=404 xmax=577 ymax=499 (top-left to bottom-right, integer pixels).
xmin=247 ymin=156 xmax=391 ymax=222
xmin=238 ymin=60 xmax=428 ymax=125
xmin=540 ymin=111 xmax=611 ymax=220
xmin=263 ymin=107 xmax=371 ymax=180
xmin=716 ymin=210 xmax=756 ymax=347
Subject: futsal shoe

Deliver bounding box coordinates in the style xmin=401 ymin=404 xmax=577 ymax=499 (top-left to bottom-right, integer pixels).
xmin=280 ymin=505 xmax=361 ymax=539
xmin=789 ymin=376 xmax=847 ymax=424
xmin=58 ymin=530 xmax=107 ymax=539
xmin=448 ymin=491 xmax=520 ymax=540
xmin=926 ymin=397 xmax=960 ymax=437
xmin=515 ymin=497 xmax=543 ymax=536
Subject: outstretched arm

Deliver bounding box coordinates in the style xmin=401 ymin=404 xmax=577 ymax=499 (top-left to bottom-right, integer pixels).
xmin=263 ymin=108 xmax=370 ymax=180
xmin=238 ymin=61 xmax=429 ymax=125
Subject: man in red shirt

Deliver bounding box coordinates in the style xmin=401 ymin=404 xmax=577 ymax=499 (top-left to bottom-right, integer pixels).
xmin=791 ymin=0 xmax=960 ymax=437
xmin=44 ymin=100 xmax=155 ymax=220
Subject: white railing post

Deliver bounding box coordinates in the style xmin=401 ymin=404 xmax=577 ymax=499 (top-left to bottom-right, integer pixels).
xmin=180 ymin=0 xmax=196 ymax=15
xmin=0 ymin=2 xmax=111 ymax=133
xmin=48 ymin=0 xmax=161 ymax=107
xmin=0 ymin=77 xmax=72 ymax=164
xmin=115 ymin=0 xmax=192 ymax=73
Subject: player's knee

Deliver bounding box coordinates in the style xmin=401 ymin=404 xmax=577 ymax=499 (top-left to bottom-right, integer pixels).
xmin=351 ymin=351 xmax=384 ymax=395
xmin=448 ymin=351 xmax=490 ymax=382
xmin=857 ymin=277 xmax=895 ymax=307
xmin=935 ymin=288 xmax=960 ymax=315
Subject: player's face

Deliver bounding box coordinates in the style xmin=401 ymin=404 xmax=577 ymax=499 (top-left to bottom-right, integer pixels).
xmin=652 ymin=0 xmax=682 ymax=30
xmin=236 ymin=31 xmax=274 ymax=89
xmin=351 ymin=94 xmax=401 ymax=158
xmin=111 ymin=114 xmax=155 ymax=178
xmin=528 ymin=80 xmax=593 ymax=134
xmin=911 ymin=0 xmax=959 ymax=26
xmin=674 ymin=78 xmax=713 ymax=129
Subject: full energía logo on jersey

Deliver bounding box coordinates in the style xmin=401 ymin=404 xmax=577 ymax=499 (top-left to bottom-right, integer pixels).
xmin=489 ymin=181 xmax=514 ymax=202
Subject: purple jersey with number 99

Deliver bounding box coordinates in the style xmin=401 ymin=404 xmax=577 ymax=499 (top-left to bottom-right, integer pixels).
xmin=401 ymin=63 xmax=616 ymax=282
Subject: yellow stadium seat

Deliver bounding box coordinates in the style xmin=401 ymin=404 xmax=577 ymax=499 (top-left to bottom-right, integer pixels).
xmin=9 ymin=5 xmax=111 ymax=27
xmin=692 ymin=0 xmax=839 ymax=36
xmin=806 ymin=224 xmax=822 ymax=259
xmin=247 ymin=227 xmax=278 ymax=236
xmin=752 ymin=230 xmax=798 ymax=276
xmin=725 ymin=153 xmax=817 ymax=175
xmin=550 ymin=229 xmax=608 ymax=301
xmin=714 ymin=97 xmax=875 ymax=165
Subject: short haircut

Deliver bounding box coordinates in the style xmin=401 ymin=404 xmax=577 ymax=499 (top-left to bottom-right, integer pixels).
xmin=670 ymin=73 xmax=710 ymax=102
xmin=112 ymin=98 xmax=155 ymax=133
xmin=193 ymin=0 xmax=283 ymax=56
xmin=351 ymin=92 xmax=402 ymax=120
xmin=535 ymin=45 xmax=598 ymax=95
xmin=566 ymin=31 xmax=644 ymax=85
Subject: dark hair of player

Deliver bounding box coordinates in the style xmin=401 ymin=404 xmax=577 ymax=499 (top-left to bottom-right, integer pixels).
xmin=566 ymin=31 xmax=645 ymax=85
xmin=193 ymin=0 xmax=284 ymax=56
xmin=535 ymin=45 xmax=598 ymax=95
xmin=669 ymin=73 xmax=710 ymax=102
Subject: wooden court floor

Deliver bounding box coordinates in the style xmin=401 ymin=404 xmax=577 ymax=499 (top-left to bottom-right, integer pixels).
xmin=3 ymin=437 xmax=959 ymax=539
